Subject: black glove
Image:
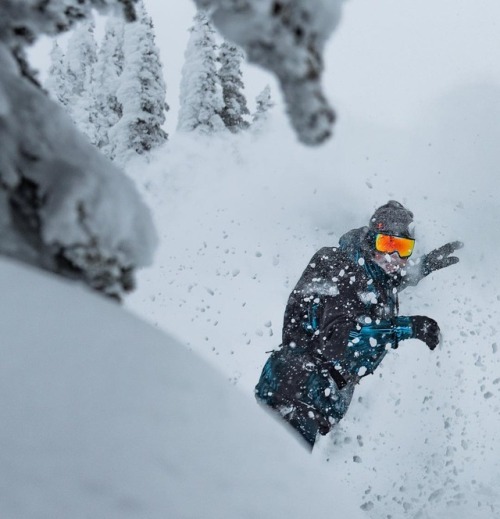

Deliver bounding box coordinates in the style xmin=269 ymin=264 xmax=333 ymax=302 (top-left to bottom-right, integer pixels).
xmin=421 ymin=241 xmax=463 ymax=277
xmin=410 ymin=315 xmax=440 ymax=350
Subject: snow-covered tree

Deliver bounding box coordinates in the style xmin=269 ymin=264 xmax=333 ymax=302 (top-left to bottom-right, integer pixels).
xmin=46 ymin=18 xmax=115 ymax=149
xmin=110 ymin=0 xmax=168 ymax=163
xmin=46 ymin=19 xmax=99 ymax=144
xmin=45 ymin=2 xmax=168 ymax=164
xmin=62 ymin=19 xmax=100 ymax=145
xmin=65 ymin=20 xmax=97 ymax=99
xmin=252 ymin=85 xmax=275 ymax=131
xmin=177 ymin=10 xmax=225 ymax=134
xmin=0 ymin=0 xmax=156 ymax=299
xmin=93 ymin=16 xmax=126 ymax=157
xmin=46 ymin=41 xmax=71 ymax=108
xmin=218 ymin=41 xmax=249 ymax=133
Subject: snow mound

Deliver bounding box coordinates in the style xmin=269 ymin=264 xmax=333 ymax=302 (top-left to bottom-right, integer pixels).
xmin=0 ymin=257 xmax=363 ymax=519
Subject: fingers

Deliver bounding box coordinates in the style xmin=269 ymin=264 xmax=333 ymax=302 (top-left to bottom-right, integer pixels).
xmin=434 ymin=256 xmax=459 ymax=271
xmin=425 ymin=241 xmax=463 ymax=274
xmin=430 ymin=328 xmax=441 ymax=350
xmin=451 ymin=240 xmax=464 ymax=250
xmin=435 ymin=240 xmax=464 ymax=257
xmin=428 ymin=337 xmax=439 ymax=350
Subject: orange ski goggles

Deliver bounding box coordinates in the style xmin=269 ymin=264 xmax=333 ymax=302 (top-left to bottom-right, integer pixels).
xmin=375 ymin=233 xmax=415 ymax=258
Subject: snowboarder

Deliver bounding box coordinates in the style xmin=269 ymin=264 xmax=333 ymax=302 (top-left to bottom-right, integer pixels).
xmin=255 ymin=201 xmax=463 ymax=448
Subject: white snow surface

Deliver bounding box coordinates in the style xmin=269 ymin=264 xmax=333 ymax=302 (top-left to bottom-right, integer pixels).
xmin=127 ymin=106 xmax=500 ymax=517
xmin=0 ymin=257 xmax=364 ymax=519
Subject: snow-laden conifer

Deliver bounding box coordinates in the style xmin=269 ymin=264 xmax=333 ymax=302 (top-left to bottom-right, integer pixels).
xmin=46 ymin=19 xmax=99 ymax=140
xmin=65 ymin=19 xmax=97 ymax=97
xmin=252 ymin=85 xmax=274 ymax=132
xmin=93 ymin=16 xmax=126 ymax=158
xmin=46 ymin=41 xmax=71 ymax=108
xmin=110 ymin=0 xmax=168 ymax=164
xmin=177 ymin=10 xmax=225 ymax=134
xmin=218 ymin=41 xmax=249 ymax=133
xmin=64 ymin=19 xmax=99 ymax=145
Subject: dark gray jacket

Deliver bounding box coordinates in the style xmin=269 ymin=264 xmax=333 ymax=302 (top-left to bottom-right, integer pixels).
xmin=281 ymin=226 xmax=413 ymax=383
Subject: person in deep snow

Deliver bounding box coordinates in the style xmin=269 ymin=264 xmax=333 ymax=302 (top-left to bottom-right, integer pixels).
xmin=255 ymin=201 xmax=463 ymax=448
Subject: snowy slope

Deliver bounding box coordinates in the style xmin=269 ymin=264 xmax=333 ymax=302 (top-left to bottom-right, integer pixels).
xmin=126 ymin=103 xmax=500 ymax=517
xmin=0 ymin=257 xmax=365 ymax=519
xmin=16 ymin=1 xmax=500 ymax=517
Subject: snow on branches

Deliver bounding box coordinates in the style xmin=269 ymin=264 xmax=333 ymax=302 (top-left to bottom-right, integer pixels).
xmin=178 ymin=11 xmax=226 ymax=134
xmin=218 ymin=41 xmax=250 ymax=133
xmin=0 ymin=0 xmax=157 ymax=298
xmin=46 ymin=1 xmax=168 ymax=164
xmin=194 ymin=0 xmax=345 ymax=145
xmin=178 ymin=10 xmax=270 ymax=136
xmin=110 ymin=1 xmax=168 ymax=163
xmin=0 ymin=0 xmax=136 ymax=46
xmin=252 ymin=85 xmax=275 ymax=131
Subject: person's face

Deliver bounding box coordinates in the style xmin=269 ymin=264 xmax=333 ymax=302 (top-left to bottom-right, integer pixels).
xmin=372 ymin=251 xmax=408 ymax=274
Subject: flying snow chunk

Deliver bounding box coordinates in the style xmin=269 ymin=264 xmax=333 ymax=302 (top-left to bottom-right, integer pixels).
xmin=359 ymin=292 xmax=377 ymax=305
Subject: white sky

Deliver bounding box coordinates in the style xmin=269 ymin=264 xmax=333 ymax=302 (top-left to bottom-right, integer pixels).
xmin=326 ymin=0 xmax=500 ymax=127
xmin=29 ymin=0 xmax=500 ymax=133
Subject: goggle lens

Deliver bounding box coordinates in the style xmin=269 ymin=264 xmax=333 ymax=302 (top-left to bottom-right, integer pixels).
xmin=375 ymin=234 xmax=415 ymax=258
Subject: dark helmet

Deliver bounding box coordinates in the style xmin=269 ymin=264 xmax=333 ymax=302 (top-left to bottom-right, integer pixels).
xmin=368 ymin=200 xmax=414 ymax=239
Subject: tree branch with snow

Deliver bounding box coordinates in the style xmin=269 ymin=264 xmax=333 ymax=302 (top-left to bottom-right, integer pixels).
xmin=194 ymin=0 xmax=345 ymax=145
xmin=0 ymin=0 xmax=157 ymax=299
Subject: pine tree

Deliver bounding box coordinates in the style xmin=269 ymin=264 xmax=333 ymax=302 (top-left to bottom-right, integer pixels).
xmin=93 ymin=16 xmax=126 ymax=157
xmin=46 ymin=41 xmax=71 ymax=108
xmin=177 ymin=10 xmax=225 ymax=134
xmin=65 ymin=19 xmax=97 ymax=97
xmin=110 ymin=0 xmax=168 ymax=163
xmin=252 ymin=85 xmax=274 ymax=131
xmin=218 ymin=41 xmax=249 ymax=133
xmin=65 ymin=19 xmax=99 ymax=145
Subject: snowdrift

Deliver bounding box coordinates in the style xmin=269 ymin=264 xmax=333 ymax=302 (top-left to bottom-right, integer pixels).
xmin=0 ymin=257 xmax=363 ymax=519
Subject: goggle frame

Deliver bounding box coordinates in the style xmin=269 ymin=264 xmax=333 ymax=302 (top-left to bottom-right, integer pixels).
xmin=375 ymin=233 xmax=415 ymax=259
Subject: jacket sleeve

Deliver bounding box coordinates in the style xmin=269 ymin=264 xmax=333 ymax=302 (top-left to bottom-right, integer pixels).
xmin=348 ymin=317 xmax=413 ymax=349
